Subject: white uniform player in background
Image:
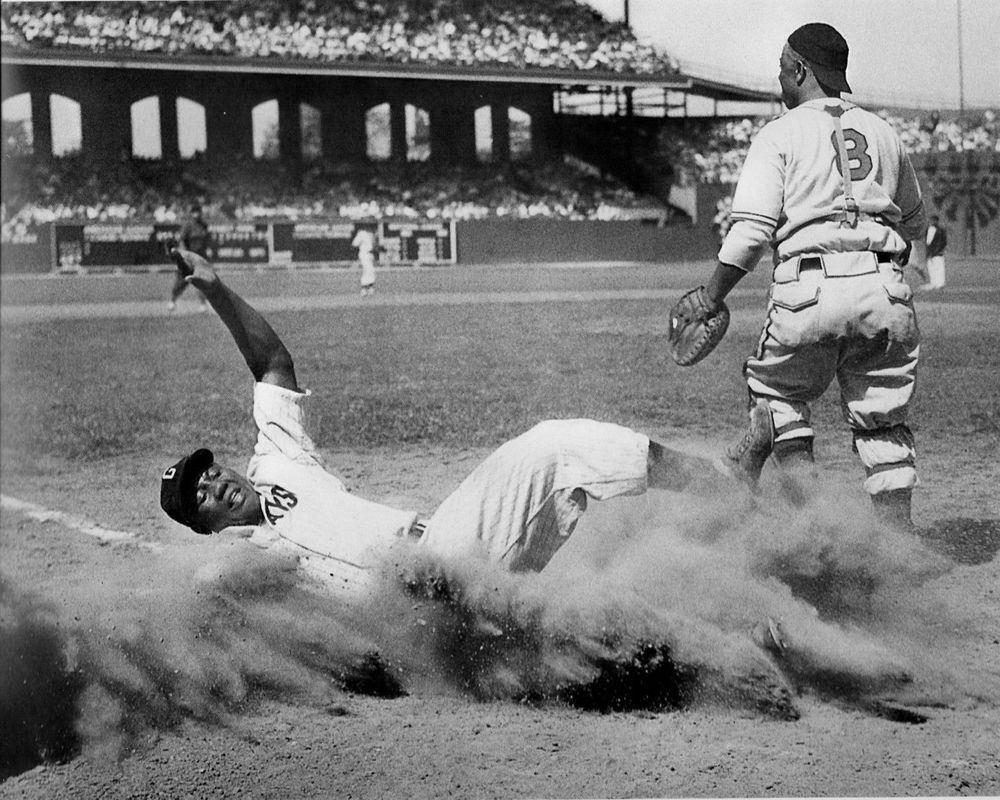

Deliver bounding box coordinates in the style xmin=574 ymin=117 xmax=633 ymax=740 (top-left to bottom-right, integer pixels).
xmin=922 ymin=214 xmax=948 ymax=290
xmin=692 ymin=23 xmax=927 ymax=528
xmin=351 ymin=225 xmax=377 ymax=296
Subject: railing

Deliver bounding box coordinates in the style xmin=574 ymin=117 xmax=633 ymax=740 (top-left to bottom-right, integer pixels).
xmin=674 ymin=59 xmax=981 ymax=113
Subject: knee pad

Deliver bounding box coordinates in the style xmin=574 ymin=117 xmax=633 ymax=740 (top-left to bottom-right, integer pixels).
xmin=853 ymin=424 xmax=917 ymax=493
xmin=853 ymin=423 xmax=915 ymax=452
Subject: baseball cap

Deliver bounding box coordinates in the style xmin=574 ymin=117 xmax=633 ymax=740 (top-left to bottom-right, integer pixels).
xmin=788 ymin=23 xmax=852 ymax=94
xmin=160 ymin=448 xmax=214 ymax=534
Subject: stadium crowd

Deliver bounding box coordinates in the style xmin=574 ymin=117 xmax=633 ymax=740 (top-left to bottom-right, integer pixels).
xmin=1 ymin=154 xmax=673 ymax=242
xmin=5 ymin=2 xmax=995 ymax=242
xmin=678 ymin=109 xmax=1000 ymax=185
xmin=0 ymin=0 xmax=679 ymax=75
xmin=4 ymin=108 xmax=997 ymax=243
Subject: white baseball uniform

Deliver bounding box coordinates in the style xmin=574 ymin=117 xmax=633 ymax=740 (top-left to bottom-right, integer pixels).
xmin=351 ymin=228 xmax=376 ymax=288
xmin=718 ymin=98 xmax=927 ymax=494
xmin=924 ymin=223 xmax=947 ymax=288
xmin=241 ymin=383 xmax=651 ymax=591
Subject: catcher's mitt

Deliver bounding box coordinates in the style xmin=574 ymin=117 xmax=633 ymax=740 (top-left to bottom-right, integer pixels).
xmin=668 ymin=286 xmax=731 ymax=366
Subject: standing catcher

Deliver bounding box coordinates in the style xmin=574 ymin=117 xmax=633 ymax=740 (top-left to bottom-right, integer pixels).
xmin=668 ymin=23 xmax=926 ymax=528
xmin=160 ymin=249 xmax=715 ymax=591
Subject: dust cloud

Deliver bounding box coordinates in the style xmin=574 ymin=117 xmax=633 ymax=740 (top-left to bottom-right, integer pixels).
xmin=2 ymin=477 xmax=997 ymax=772
xmin=1 ymin=542 xmax=391 ymax=772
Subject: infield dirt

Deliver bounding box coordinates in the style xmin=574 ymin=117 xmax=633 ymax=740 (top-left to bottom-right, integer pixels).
xmin=2 ymin=259 xmax=999 ymax=798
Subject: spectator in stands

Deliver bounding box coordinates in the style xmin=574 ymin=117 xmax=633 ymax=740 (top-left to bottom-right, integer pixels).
xmin=170 ymin=203 xmax=211 ymax=311
xmin=0 ymin=0 xmax=679 ymax=74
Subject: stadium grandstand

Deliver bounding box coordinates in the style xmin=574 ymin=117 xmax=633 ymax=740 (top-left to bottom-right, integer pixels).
xmin=2 ymin=0 xmax=998 ymax=267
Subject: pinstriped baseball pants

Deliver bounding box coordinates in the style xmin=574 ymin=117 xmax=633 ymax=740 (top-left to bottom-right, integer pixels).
xmin=744 ymin=256 xmax=920 ymax=494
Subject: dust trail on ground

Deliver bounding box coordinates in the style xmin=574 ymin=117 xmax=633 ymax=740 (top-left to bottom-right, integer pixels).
xmin=3 ymin=473 xmax=995 ymax=773
xmin=1 ymin=541 xmax=396 ymax=771
xmin=1 ymin=580 xmax=84 ymax=779
xmin=568 ymin=476 xmax=1000 ymax=712
xmin=359 ymin=465 xmax=998 ymax=721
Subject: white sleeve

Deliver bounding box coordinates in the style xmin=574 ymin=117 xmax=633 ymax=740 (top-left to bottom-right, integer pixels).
xmin=250 ymin=382 xmax=324 ymax=468
xmin=717 ymin=125 xmax=784 ymax=272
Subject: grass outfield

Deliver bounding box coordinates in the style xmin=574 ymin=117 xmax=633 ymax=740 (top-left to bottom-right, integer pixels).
xmin=2 ymin=258 xmax=998 ymax=464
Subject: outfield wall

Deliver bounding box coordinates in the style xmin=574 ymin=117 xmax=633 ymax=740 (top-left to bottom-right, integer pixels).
xmin=8 ymin=156 xmax=997 ymax=274
xmin=0 ymin=218 xmax=719 ymax=274
xmin=456 ymin=219 xmax=716 ymax=264
xmin=0 ymin=220 xmax=457 ymax=275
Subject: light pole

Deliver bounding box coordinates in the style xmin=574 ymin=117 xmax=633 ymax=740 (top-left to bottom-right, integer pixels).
xmin=955 ymin=0 xmax=975 ymax=254
xmin=956 ymin=0 xmax=965 ymax=114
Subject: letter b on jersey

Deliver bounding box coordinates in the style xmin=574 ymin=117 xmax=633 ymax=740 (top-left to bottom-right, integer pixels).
xmin=832 ymin=128 xmax=874 ymax=181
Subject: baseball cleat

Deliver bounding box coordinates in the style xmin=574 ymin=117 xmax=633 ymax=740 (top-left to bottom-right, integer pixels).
xmin=725 ymin=399 xmax=774 ymax=489
xmin=752 ymin=617 xmax=788 ymax=658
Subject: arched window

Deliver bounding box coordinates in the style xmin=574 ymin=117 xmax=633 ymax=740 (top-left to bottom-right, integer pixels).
xmin=509 ymin=107 xmax=532 ymax=161
xmin=50 ymin=94 xmax=82 ymax=156
xmin=365 ymin=102 xmax=391 ymax=161
xmin=474 ymin=105 xmax=493 ymax=163
xmin=131 ymin=96 xmax=161 ymax=159
xmin=176 ymin=97 xmax=206 ymax=159
xmin=2 ymin=93 xmax=33 ymax=156
xmin=405 ymin=103 xmax=430 ymax=161
xmin=252 ymin=99 xmax=279 ymax=160
xmin=300 ymin=102 xmax=321 ymax=160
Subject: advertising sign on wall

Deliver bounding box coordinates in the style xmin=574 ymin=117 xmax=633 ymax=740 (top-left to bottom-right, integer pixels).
xmin=380 ymin=221 xmax=456 ymax=265
xmin=36 ymin=219 xmax=456 ymax=271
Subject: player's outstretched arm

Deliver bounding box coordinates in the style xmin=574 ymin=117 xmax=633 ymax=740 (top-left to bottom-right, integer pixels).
xmin=171 ymin=248 xmax=299 ymax=391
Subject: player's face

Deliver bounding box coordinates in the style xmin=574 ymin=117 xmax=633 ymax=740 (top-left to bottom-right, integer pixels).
xmin=193 ymin=463 xmax=263 ymax=532
xmin=778 ymin=44 xmax=801 ymax=109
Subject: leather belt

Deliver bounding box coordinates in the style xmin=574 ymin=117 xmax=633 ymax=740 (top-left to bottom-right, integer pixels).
xmin=798 ymin=252 xmax=894 ymax=271
xmin=774 ymin=251 xmax=896 ymax=282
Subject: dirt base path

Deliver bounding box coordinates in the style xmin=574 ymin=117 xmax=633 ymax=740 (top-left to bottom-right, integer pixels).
xmin=3 ymin=259 xmax=999 ymax=798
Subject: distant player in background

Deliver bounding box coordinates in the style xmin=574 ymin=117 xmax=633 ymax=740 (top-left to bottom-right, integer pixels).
xmin=169 ymin=204 xmax=211 ymax=312
xmin=680 ymin=23 xmax=927 ymax=528
xmin=921 ymin=214 xmax=947 ymax=290
xmin=351 ymin=224 xmax=377 ymax=296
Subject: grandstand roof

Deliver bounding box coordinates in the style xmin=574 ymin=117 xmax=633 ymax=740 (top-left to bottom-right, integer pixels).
xmin=2 ymin=49 xmax=776 ymax=101
xmin=683 ymin=75 xmax=778 ymax=103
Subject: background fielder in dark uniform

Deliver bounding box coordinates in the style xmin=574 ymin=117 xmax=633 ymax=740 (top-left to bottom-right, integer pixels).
xmin=169 ymin=204 xmax=211 ymax=312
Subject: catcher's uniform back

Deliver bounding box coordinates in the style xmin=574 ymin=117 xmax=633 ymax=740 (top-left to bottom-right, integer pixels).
xmin=720 ymin=98 xmax=925 ymax=271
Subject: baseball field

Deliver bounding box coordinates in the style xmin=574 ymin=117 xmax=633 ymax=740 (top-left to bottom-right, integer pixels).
xmin=2 ymin=257 xmax=999 ymax=798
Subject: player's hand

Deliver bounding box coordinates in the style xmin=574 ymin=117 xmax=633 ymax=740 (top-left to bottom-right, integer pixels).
xmin=171 ymin=247 xmax=219 ymax=291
